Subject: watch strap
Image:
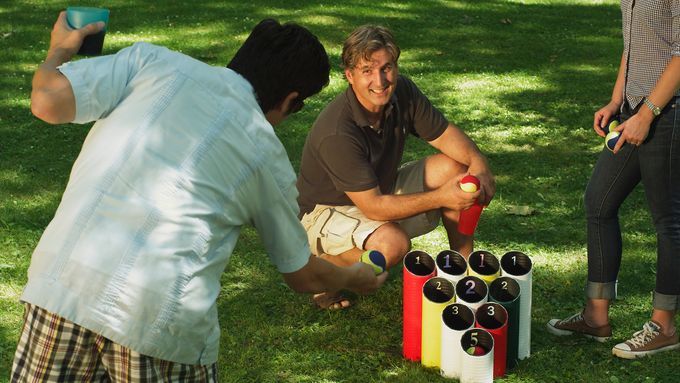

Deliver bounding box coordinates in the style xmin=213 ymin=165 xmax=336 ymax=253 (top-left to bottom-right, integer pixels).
xmin=643 ymin=98 xmax=661 ymax=116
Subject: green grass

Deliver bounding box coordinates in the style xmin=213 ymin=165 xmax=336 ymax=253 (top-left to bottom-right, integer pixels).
xmin=1 ymin=0 xmax=677 ymax=382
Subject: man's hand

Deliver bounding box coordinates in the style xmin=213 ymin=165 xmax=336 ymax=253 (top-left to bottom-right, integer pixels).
xmin=49 ymin=11 xmax=105 ymax=58
xmin=436 ymin=176 xmax=480 ymax=212
xmin=344 ymin=262 xmax=389 ymax=295
xmin=466 ymin=161 xmax=495 ymax=206
xmin=282 ymin=255 xmax=386 ymax=296
xmin=428 ymin=124 xmax=496 ymax=206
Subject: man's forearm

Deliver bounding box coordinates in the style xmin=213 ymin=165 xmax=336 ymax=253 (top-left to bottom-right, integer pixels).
xmin=354 ymin=190 xmax=442 ymax=222
xmin=283 ymin=256 xmax=369 ymax=294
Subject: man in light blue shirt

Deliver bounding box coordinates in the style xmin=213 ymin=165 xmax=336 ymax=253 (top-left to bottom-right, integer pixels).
xmin=12 ymin=12 xmax=386 ymax=382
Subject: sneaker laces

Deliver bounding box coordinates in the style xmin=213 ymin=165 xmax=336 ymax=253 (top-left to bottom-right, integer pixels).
xmin=627 ymin=322 xmax=660 ymax=348
xmin=559 ymin=311 xmax=584 ymax=325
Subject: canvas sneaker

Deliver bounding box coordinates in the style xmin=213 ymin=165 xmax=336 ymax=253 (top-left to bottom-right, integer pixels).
xmin=546 ymin=311 xmax=612 ymax=342
xmin=612 ymin=321 xmax=680 ymax=359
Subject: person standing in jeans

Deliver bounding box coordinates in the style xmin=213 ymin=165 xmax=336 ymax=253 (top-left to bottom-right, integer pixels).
xmin=547 ymin=0 xmax=680 ymax=359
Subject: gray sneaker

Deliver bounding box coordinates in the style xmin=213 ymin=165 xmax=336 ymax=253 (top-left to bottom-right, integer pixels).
xmin=547 ymin=311 xmax=612 ymax=342
xmin=612 ymin=321 xmax=680 ymax=359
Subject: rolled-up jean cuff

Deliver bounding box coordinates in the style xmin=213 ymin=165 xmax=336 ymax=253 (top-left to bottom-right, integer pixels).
xmin=586 ymin=281 xmax=617 ymax=300
xmin=652 ymin=291 xmax=680 ymax=311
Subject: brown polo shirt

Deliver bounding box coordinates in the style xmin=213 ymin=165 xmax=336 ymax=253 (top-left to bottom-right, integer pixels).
xmin=296 ymin=75 xmax=448 ymax=216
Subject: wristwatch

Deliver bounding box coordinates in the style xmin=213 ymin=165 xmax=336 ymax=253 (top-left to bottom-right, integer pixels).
xmin=643 ymin=98 xmax=661 ymax=116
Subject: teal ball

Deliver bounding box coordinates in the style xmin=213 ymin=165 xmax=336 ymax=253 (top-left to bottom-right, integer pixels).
xmin=361 ymin=250 xmax=386 ymax=274
xmin=605 ymin=131 xmax=620 ymax=152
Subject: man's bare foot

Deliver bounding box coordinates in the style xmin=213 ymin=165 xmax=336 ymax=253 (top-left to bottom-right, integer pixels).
xmin=313 ymin=292 xmax=351 ymax=310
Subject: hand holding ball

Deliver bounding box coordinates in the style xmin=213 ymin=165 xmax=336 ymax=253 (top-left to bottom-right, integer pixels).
xmin=460 ymin=174 xmax=480 ymax=193
xmin=605 ymin=131 xmax=620 ymax=152
xmin=602 ymin=118 xmax=619 ymax=135
xmin=360 ymin=250 xmax=386 ymax=275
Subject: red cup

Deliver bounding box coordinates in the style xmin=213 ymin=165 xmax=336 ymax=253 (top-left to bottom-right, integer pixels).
xmin=458 ymin=175 xmax=483 ymax=235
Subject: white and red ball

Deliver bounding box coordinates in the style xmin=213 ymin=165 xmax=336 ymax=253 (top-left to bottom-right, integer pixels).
xmin=460 ymin=175 xmax=480 ymax=193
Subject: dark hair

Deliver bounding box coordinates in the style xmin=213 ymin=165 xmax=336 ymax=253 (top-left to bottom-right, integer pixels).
xmin=342 ymin=25 xmax=400 ymax=69
xmin=228 ymin=19 xmax=330 ymax=113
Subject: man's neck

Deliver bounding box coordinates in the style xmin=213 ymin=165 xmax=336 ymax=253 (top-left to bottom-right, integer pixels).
xmin=365 ymin=108 xmax=384 ymax=128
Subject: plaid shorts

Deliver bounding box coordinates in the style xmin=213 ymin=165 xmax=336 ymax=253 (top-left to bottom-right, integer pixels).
xmin=11 ymin=303 xmax=218 ymax=382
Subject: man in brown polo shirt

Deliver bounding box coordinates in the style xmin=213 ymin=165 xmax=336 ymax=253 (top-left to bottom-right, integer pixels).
xmin=297 ymin=25 xmax=495 ymax=309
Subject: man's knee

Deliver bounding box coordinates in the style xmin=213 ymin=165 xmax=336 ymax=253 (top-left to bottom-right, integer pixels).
xmin=365 ymin=223 xmax=411 ymax=266
xmin=423 ymin=154 xmax=467 ymax=189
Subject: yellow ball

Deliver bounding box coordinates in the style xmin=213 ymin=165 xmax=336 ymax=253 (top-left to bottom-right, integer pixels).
xmin=360 ymin=250 xmax=386 ymax=274
xmin=460 ymin=182 xmax=478 ymax=193
xmin=603 ymin=118 xmax=619 ymax=134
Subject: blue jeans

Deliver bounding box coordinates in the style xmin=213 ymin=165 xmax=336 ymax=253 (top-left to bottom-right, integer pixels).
xmin=584 ymin=98 xmax=680 ymax=311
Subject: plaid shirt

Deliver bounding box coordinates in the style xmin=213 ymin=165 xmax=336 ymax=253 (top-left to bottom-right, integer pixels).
xmin=621 ymin=0 xmax=680 ymax=109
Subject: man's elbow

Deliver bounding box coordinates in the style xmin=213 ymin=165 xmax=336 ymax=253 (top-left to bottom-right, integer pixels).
xmin=361 ymin=208 xmax=388 ymax=221
xmin=31 ymin=91 xmax=69 ymax=124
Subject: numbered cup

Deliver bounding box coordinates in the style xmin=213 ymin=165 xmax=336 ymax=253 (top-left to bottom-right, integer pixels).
xmin=404 ymin=250 xmax=436 ymax=277
xmin=441 ymin=303 xmax=475 ymax=379
xmin=467 ymin=250 xmax=500 ymax=283
xmin=489 ymin=277 xmax=521 ymax=370
xmin=500 ymin=251 xmax=533 ymax=360
xmin=455 ymin=275 xmax=488 ymax=311
xmin=500 ymin=251 xmax=532 ymax=278
xmin=435 ymin=250 xmax=467 ymax=284
xmin=476 ymin=303 xmax=508 ymax=378
xmin=460 ymin=329 xmax=494 ymax=383
xmin=403 ymin=250 xmax=436 ymax=361
xmin=422 ymin=277 xmax=456 ymax=368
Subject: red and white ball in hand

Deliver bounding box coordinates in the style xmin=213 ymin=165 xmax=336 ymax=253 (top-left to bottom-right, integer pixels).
xmin=460 ymin=175 xmax=480 ymax=193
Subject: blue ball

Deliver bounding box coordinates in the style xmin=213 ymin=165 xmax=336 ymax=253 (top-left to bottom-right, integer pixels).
xmin=361 ymin=250 xmax=387 ymax=274
xmin=605 ymin=131 xmax=620 ymax=152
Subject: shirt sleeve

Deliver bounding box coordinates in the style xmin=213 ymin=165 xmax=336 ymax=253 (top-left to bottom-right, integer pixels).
xmin=244 ymin=164 xmax=311 ymax=274
xmin=58 ymin=42 xmax=156 ymax=124
xmin=400 ymin=76 xmax=449 ymax=141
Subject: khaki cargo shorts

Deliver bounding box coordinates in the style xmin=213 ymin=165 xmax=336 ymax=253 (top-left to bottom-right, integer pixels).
xmin=300 ymin=159 xmax=441 ymax=256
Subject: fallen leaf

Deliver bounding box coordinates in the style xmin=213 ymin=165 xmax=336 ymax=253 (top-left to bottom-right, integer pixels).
xmin=505 ymin=205 xmax=536 ymax=216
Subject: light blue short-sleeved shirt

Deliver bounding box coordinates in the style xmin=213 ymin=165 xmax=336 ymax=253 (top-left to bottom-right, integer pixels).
xmin=21 ymin=42 xmax=311 ymax=365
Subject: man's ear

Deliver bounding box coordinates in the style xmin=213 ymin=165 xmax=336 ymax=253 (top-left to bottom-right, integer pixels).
xmin=279 ymin=91 xmax=300 ymax=115
xmin=345 ymin=68 xmax=354 ymax=85
xmin=265 ymin=91 xmax=300 ymax=126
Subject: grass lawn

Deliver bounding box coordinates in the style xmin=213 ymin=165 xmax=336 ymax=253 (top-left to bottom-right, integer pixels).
xmin=1 ymin=0 xmax=678 ymax=382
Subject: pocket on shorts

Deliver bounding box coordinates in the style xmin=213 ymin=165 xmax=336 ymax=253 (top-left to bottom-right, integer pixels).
xmin=308 ymin=208 xmax=360 ymax=256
